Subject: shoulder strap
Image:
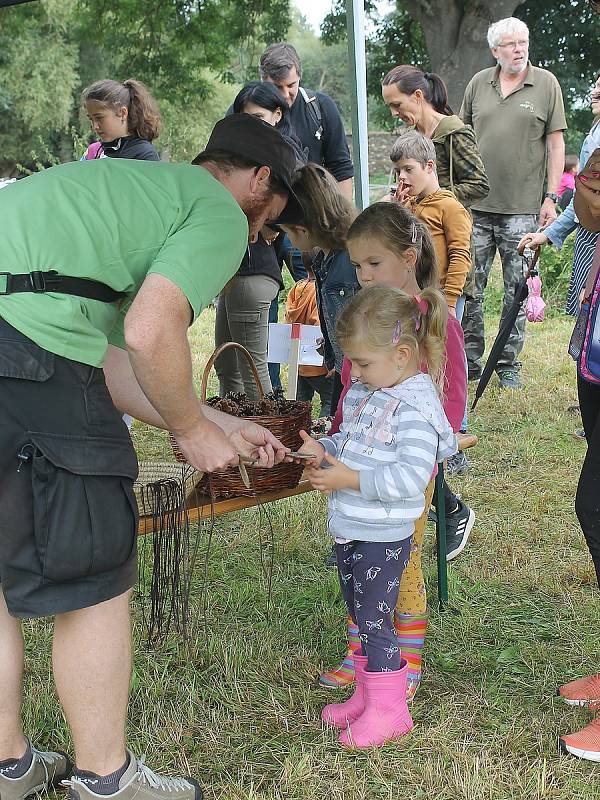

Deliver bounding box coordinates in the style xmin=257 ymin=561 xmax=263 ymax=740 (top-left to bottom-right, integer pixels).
xmin=583 ymin=236 xmax=600 ymax=301
xmin=299 ymin=87 xmax=324 ymax=138
xmin=448 ymin=134 xmax=455 ymax=195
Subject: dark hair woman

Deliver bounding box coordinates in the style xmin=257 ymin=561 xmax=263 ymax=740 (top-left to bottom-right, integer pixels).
xmin=214 ymin=83 xmax=305 ymax=400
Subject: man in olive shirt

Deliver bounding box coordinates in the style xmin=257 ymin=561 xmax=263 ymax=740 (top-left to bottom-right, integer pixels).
xmin=0 ymin=115 xmax=303 ymax=800
xmin=460 ymin=17 xmax=566 ymax=388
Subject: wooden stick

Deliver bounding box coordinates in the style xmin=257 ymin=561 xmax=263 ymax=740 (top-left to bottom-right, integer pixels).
xmin=287 ymin=322 xmax=301 ymax=400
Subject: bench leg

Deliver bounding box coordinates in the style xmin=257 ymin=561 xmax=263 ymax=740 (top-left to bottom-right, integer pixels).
xmin=434 ymin=463 xmax=448 ymax=610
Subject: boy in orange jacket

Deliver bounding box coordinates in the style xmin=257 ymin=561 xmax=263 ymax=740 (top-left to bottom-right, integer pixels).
xmin=390 ymin=130 xmax=472 ymax=315
xmin=285 ymin=250 xmax=333 ymax=417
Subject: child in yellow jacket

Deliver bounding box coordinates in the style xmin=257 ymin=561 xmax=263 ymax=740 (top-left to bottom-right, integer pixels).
xmin=389 ymin=130 xmax=472 ymax=314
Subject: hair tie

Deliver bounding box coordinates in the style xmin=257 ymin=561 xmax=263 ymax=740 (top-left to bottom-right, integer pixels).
xmin=414 ymin=293 xmax=428 ymax=314
xmin=411 ymin=221 xmax=418 ymax=243
xmin=392 ymin=319 xmax=402 ymax=345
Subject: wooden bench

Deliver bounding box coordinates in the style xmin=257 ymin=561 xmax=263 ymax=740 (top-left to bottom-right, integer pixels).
xmin=137 ymin=433 xmax=478 ymax=607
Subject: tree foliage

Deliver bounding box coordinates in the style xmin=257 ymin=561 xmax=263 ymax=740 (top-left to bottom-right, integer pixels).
xmin=0 ymin=0 xmax=291 ymax=174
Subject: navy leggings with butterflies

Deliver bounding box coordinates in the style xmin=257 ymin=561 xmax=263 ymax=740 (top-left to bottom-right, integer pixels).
xmin=335 ymin=537 xmax=412 ymax=672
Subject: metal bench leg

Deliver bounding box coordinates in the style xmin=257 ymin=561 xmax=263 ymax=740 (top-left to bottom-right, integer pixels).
xmin=434 ymin=463 xmax=448 ymax=610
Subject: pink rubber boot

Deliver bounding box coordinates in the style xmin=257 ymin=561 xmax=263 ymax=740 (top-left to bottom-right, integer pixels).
xmin=339 ymin=659 xmax=414 ymax=749
xmin=321 ymin=654 xmax=368 ymax=728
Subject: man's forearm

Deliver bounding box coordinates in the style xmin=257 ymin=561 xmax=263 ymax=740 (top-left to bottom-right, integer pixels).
xmin=338 ymin=177 xmax=353 ymax=201
xmin=104 ymin=344 xmax=245 ymax=435
xmin=546 ymin=134 xmax=566 ymax=194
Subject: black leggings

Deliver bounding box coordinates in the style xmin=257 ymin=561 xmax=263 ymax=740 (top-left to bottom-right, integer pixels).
xmin=576 ymin=375 xmax=600 ymax=587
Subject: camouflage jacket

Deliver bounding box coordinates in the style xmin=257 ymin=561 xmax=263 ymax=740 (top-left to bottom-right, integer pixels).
xmin=432 ymin=115 xmax=489 ymax=297
xmin=432 ymin=115 xmax=489 ymax=209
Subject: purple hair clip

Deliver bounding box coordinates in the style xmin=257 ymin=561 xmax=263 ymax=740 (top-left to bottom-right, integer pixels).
xmin=392 ymin=319 xmax=402 ymax=344
xmin=413 ymin=314 xmax=421 ymax=332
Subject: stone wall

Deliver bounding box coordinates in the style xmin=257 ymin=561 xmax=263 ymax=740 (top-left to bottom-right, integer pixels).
xmin=346 ymin=131 xmax=397 ymax=176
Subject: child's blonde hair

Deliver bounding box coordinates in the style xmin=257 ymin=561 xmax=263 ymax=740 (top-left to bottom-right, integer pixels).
xmin=336 ymin=285 xmax=448 ymax=393
xmin=290 ymin=164 xmax=357 ymax=251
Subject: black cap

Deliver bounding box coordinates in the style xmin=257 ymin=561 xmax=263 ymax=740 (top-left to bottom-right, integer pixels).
xmin=200 ymin=114 xmax=304 ymax=225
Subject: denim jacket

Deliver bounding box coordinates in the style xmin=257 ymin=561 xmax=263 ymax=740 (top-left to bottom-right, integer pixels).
xmin=545 ymin=121 xmax=600 ymax=249
xmin=313 ymin=248 xmax=360 ymax=373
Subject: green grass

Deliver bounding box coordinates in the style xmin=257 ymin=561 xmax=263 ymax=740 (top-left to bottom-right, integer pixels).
xmin=24 ymin=264 xmax=600 ymax=799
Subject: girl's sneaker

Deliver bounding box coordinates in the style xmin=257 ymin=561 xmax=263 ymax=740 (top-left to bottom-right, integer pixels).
xmin=559 ymin=717 xmax=600 ymax=762
xmin=558 ymin=672 xmax=600 ymax=709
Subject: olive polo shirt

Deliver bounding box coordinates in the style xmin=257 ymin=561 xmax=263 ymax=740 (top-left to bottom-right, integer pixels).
xmin=460 ymin=63 xmax=567 ymax=215
xmin=0 ymin=159 xmax=248 ymax=367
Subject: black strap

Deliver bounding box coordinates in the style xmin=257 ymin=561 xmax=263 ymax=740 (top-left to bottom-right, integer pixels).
xmin=0 ymin=271 xmax=127 ymax=303
xmin=299 ymin=87 xmax=323 ymax=140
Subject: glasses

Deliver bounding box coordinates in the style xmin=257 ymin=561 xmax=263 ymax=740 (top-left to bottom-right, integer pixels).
xmin=497 ymin=40 xmax=529 ymax=50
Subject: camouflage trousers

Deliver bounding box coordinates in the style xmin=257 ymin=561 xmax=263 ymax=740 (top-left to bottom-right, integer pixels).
xmin=462 ymin=211 xmax=537 ymax=375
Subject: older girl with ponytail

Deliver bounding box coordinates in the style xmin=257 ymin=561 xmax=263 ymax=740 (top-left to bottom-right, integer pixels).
xmin=81 ymin=78 xmax=162 ymax=160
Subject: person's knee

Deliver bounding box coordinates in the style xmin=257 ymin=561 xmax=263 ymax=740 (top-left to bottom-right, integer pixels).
xmin=575 ymin=484 xmax=600 ymax=541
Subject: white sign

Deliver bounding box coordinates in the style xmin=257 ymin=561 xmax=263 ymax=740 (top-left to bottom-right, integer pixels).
xmin=267 ymin=323 xmax=324 ymax=367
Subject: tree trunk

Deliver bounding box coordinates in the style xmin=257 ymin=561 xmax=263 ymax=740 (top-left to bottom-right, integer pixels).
xmin=404 ymin=0 xmax=525 ymax=112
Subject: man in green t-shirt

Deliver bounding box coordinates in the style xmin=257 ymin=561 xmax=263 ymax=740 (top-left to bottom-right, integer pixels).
xmin=459 ymin=16 xmax=566 ymax=389
xmin=0 ymin=114 xmax=306 ymax=800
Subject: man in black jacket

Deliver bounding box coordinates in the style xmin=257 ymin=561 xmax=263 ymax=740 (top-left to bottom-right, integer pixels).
xmin=259 ymin=42 xmax=354 ymax=200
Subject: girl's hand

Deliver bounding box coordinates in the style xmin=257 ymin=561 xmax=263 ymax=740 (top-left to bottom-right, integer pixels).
xmin=286 ymin=429 xmax=325 ymax=464
xmin=307 ymin=452 xmax=360 ymax=494
xmin=517 ymin=231 xmax=548 ymax=254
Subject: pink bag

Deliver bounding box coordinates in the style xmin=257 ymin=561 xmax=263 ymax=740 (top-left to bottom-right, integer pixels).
xmin=85 ymin=142 xmax=103 ymax=160
xmin=525 ymin=275 xmax=545 ymax=322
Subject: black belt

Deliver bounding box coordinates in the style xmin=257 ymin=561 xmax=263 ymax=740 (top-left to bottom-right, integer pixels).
xmin=0 ymin=271 xmax=127 ymax=303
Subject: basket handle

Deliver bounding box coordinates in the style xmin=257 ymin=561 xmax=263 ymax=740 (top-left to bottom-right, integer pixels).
xmin=200 ymin=342 xmax=266 ymax=403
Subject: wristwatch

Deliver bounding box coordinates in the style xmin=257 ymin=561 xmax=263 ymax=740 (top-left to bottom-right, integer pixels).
xmin=544 ymin=192 xmax=559 ymax=202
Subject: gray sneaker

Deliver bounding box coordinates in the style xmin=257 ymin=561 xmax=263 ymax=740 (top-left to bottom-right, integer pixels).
xmin=446 ymin=450 xmax=469 ymax=476
xmin=0 ymin=742 xmax=71 ymax=800
xmin=497 ymin=370 xmax=522 ymax=390
xmin=65 ymin=753 xmax=202 ymax=800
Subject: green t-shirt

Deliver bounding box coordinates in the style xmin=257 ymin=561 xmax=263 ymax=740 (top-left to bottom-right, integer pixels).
xmin=460 ymin=64 xmax=567 ymax=215
xmin=0 ymin=159 xmax=248 ymax=366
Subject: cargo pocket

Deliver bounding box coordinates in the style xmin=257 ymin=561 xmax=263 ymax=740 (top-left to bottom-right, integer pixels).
xmin=25 ymin=432 xmax=139 ymax=583
xmin=0 ymin=337 xmax=55 ymax=381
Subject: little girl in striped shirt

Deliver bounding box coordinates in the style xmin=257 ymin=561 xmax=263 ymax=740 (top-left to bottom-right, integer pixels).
xmin=296 ymin=285 xmax=456 ymax=749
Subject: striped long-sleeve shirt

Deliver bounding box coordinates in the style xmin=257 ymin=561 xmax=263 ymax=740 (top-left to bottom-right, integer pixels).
xmin=319 ymin=373 xmax=457 ymax=543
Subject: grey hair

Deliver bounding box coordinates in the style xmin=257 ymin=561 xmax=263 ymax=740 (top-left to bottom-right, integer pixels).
xmin=487 ymin=17 xmax=529 ymax=49
xmin=259 ymin=43 xmax=302 ymax=82
xmin=390 ymin=130 xmax=436 ymax=167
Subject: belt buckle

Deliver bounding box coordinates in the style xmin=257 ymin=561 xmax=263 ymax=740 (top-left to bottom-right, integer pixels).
xmin=29 ymin=271 xmax=46 ymax=292
xmin=0 ymin=272 xmax=12 ymax=295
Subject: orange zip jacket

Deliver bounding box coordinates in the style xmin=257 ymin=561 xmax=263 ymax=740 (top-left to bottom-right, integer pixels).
xmin=284 ymin=279 xmax=328 ymax=377
xmin=408 ymin=189 xmax=472 ymax=309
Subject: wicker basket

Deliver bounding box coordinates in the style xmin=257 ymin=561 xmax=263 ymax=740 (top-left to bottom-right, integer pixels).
xmin=170 ymin=342 xmax=311 ymax=499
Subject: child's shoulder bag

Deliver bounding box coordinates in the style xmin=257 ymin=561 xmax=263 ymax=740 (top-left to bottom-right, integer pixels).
xmin=569 ymin=235 xmax=600 ymax=384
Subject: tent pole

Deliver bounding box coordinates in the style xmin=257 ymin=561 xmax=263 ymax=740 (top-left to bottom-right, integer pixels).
xmin=345 ymin=0 xmax=369 ymax=210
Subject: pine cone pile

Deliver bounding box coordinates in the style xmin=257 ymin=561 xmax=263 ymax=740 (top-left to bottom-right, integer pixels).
xmin=206 ymin=388 xmax=306 ymax=417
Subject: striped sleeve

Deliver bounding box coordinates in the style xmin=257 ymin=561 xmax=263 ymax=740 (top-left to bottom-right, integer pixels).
xmin=358 ymin=405 xmax=438 ymax=502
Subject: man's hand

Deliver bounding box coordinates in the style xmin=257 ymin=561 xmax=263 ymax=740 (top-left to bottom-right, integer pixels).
xmin=228 ymin=420 xmax=288 ymax=468
xmin=539 ymin=197 xmax=558 ymax=228
xmin=517 ymin=231 xmax=549 ymax=254
xmin=173 ymin=419 xmax=239 ymax=473
xmin=307 ymin=451 xmax=360 ymax=494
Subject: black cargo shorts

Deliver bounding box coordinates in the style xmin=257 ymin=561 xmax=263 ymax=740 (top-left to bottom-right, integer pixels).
xmin=0 ymin=318 xmax=139 ymax=618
